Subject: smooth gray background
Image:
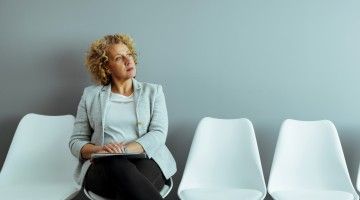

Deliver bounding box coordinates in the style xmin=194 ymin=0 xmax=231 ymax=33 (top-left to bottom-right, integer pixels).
xmin=1 ymin=0 xmax=360 ymax=199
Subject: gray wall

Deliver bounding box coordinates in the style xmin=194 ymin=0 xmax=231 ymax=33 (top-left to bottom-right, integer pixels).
xmin=1 ymin=0 xmax=360 ymax=199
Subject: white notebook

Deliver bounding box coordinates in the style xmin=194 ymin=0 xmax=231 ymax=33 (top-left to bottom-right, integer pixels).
xmin=91 ymin=152 xmax=148 ymax=160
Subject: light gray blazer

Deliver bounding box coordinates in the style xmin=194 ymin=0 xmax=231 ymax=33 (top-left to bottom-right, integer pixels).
xmin=68 ymin=78 xmax=177 ymax=187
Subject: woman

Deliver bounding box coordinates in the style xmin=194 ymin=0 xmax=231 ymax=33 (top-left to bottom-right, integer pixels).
xmin=68 ymin=33 xmax=177 ymax=200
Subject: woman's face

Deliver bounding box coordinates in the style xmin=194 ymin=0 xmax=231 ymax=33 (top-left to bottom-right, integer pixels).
xmin=107 ymin=43 xmax=136 ymax=81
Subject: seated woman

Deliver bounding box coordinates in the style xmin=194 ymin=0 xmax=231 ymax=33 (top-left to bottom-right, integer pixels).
xmin=68 ymin=33 xmax=177 ymax=200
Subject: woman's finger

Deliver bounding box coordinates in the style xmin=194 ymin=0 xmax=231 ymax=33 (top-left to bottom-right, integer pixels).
xmin=121 ymin=143 xmax=127 ymax=153
xmin=103 ymin=142 xmax=126 ymax=153
xmin=121 ymin=143 xmax=128 ymax=153
xmin=115 ymin=143 xmax=124 ymax=153
xmin=104 ymin=144 xmax=117 ymax=153
xmin=118 ymin=142 xmax=127 ymax=150
xmin=115 ymin=143 xmax=125 ymax=153
xmin=103 ymin=145 xmax=113 ymax=153
xmin=120 ymin=145 xmax=125 ymax=153
xmin=111 ymin=143 xmax=122 ymax=153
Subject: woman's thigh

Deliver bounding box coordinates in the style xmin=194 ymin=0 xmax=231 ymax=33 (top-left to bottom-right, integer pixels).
xmin=129 ymin=158 xmax=166 ymax=191
xmin=84 ymin=160 xmax=117 ymax=199
xmin=83 ymin=157 xmax=165 ymax=196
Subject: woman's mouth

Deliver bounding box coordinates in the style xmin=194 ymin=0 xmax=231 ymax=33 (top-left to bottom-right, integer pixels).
xmin=126 ymin=67 xmax=134 ymax=72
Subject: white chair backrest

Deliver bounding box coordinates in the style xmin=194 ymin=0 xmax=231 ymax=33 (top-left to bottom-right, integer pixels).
xmin=0 ymin=113 xmax=77 ymax=185
xmin=268 ymin=119 xmax=356 ymax=194
xmin=178 ymin=117 xmax=266 ymax=193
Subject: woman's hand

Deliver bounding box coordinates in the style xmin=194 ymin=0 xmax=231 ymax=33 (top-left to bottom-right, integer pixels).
xmin=125 ymin=142 xmax=144 ymax=154
xmin=103 ymin=142 xmax=127 ymax=153
xmin=81 ymin=144 xmax=109 ymax=160
xmin=103 ymin=142 xmax=145 ymax=154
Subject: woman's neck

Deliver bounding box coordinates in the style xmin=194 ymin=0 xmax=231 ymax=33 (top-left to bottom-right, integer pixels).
xmin=111 ymin=78 xmax=134 ymax=96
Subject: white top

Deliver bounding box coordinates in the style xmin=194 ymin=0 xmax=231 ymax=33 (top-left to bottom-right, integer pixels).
xmin=103 ymin=91 xmax=138 ymax=144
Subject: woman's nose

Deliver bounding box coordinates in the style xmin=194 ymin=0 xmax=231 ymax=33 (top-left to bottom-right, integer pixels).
xmin=123 ymin=56 xmax=130 ymax=66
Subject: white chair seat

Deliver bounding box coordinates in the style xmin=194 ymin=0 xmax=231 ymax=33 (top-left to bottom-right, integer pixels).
xmin=0 ymin=183 xmax=78 ymax=200
xmin=179 ymin=188 xmax=263 ymax=200
xmin=271 ymin=190 xmax=355 ymax=200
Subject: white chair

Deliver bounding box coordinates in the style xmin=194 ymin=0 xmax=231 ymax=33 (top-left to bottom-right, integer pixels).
xmin=357 ymin=163 xmax=360 ymax=193
xmin=268 ymin=119 xmax=358 ymax=200
xmin=177 ymin=117 xmax=267 ymax=200
xmin=84 ymin=177 xmax=173 ymax=200
xmin=0 ymin=113 xmax=79 ymax=200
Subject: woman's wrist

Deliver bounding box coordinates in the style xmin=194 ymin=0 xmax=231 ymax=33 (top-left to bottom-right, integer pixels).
xmin=80 ymin=144 xmax=104 ymax=160
xmin=125 ymin=142 xmax=144 ymax=154
xmin=93 ymin=145 xmax=103 ymax=153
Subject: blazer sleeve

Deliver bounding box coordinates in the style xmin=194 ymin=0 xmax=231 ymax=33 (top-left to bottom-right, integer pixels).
xmin=68 ymin=88 xmax=92 ymax=161
xmin=136 ymin=85 xmax=168 ymax=158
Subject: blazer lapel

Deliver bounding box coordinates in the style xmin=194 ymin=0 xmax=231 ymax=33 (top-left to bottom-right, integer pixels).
xmin=100 ymin=84 xmax=111 ymax=123
xmin=132 ymin=78 xmax=142 ymax=108
xmin=132 ymin=78 xmax=142 ymax=136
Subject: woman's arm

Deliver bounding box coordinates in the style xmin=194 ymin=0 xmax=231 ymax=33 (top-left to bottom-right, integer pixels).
xmin=135 ymin=85 xmax=168 ymax=158
xmin=69 ymin=88 xmax=93 ymax=160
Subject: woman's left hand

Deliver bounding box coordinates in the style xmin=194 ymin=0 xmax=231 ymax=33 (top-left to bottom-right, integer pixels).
xmin=103 ymin=142 xmax=127 ymax=153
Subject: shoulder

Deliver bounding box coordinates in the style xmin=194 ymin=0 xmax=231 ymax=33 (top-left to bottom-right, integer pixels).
xmin=140 ymin=81 xmax=160 ymax=89
xmin=137 ymin=81 xmax=164 ymax=95
xmin=82 ymin=84 xmax=104 ymax=96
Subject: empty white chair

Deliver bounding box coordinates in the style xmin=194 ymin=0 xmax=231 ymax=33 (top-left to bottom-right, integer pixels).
xmin=268 ymin=119 xmax=358 ymax=200
xmin=84 ymin=177 xmax=173 ymax=200
xmin=178 ymin=117 xmax=267 ymax=200
xmin=0 ymin=113 xmax=79 ymax=200
xmin=357 ymin=163 xmax=360 ymax=193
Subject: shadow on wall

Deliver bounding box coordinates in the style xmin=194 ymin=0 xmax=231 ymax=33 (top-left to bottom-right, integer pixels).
xmin=0 ymin=116 xmax=22 ymax=170
xmin=338 ymin=127 xmax=360 ymax=187
xmin=166 ymin=121 xmax=198 ymax=200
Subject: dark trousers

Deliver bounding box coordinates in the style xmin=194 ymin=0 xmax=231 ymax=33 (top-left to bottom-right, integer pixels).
xmin=84 ymin=156 xmax=166 ymax=200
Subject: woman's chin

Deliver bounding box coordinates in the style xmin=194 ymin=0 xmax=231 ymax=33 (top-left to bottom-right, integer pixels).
xmin=129 ymin=71 xmax=136 ymax=78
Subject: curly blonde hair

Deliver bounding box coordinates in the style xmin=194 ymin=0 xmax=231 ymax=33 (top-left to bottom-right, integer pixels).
xmin=85 ymin=33 xmax=138 ymax=85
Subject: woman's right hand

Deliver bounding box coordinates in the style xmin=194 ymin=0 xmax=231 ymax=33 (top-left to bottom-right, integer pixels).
xmin=80 ymin=144 xmax=109 ymax=160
